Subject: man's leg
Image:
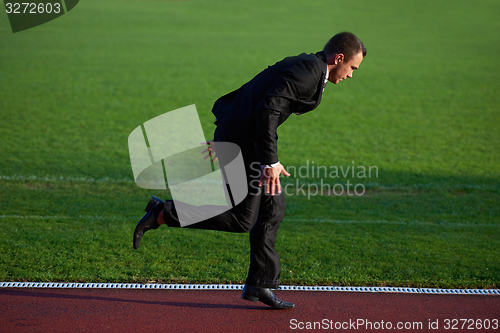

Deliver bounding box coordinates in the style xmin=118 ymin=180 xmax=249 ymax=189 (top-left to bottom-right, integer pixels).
xmin=134 ymin=140 xmax=261 ymax=236
xmin=133 ymin=192 xmax=260 ymax=248
xmin=241 ymin=191 xmax=294 ymax=309
xmin=161 ymin=192 xmax=260 ymax=233
xmin=245 ymin=192 xmax=285 ymax=288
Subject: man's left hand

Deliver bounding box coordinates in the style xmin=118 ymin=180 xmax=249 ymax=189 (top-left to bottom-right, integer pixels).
xmin=258 ymin=163 xmax=291 ymax=196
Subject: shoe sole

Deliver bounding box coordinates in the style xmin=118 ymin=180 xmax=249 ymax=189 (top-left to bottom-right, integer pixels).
xmin=241 ymin=293 xmax=259 ymax=302
xmin=145 ymin=196 xmax=162 ymax=212
xmin=242 ymin=288 xmax=295 ymax=309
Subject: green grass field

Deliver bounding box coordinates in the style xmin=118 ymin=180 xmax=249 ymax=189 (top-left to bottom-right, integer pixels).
xmin=0 ymin=0 xmax=499 ymax=288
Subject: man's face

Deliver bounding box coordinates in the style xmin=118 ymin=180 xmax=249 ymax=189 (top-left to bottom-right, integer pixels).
xmin=328 ymin=51 xmax=364 ymax=84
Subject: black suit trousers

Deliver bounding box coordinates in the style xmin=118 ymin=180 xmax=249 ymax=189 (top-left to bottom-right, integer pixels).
xmin=162 ymin=138 xmax=286 ymax=289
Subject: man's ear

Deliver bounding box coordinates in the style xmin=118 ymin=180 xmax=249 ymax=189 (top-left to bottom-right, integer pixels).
xmin=334 ymin=53 xmax=344 ymax=65
xmin=326 ymin=53 xmax=345 ymax=66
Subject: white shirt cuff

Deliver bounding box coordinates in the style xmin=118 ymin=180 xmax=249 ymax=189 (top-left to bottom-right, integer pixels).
xmin=262 ymin=161 xmax=280 ymax=168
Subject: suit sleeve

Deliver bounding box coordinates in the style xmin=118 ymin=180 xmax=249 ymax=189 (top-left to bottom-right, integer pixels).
xmin=255 ymin=58 xmax=322 ymax=165
xmin=256 ymin=109 xmax=281 ymax=165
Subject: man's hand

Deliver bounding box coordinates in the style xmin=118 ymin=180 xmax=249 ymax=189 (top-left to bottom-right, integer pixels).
xmin=258 ymin=162 xmax=291 ymax=196
xmin=201 ymin=141 xmax=218 ymax=162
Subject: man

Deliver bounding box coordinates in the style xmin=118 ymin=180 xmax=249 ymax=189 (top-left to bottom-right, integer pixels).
xmin=133 ymin=32 xmax=366 ymax=309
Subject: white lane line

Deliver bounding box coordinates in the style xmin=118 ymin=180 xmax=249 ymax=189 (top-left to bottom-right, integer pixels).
xmin=0 ymin=282 xmax=498 ymax=295
xmin=0 ymin=175 xmax=133 ymax=183
xmin=286 ymin=218 xmax=499 ymax=228
xmin=0 ymin=215 xmax=123 ymax=220
xmin=0 ymin=215 xmax=497 ymax=227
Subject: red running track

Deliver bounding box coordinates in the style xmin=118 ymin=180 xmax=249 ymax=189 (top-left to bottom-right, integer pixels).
xmin=0 ymin=288 xmax=499 ymax=332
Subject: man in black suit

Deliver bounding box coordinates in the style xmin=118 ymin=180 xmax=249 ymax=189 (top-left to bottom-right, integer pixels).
xmin=133 ymin=32 xmax=366 ymax=309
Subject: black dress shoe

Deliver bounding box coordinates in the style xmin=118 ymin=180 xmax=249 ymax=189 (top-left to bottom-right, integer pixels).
xmin=241 ymin=285 xmax=295 ymax=309
xmin=133 ymin=196 xmax=164 ymax=249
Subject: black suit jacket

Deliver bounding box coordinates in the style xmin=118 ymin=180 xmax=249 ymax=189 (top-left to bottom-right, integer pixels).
xmin=212 ymin=51 xmax=328 ymax=165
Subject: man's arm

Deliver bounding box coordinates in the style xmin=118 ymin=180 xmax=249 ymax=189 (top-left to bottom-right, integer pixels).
xmin=254 ymin=58 xmax=322 ymax=195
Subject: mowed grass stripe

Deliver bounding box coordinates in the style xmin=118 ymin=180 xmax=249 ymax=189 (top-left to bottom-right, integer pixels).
xmin=1 ymin=178 xmax=498 ymax=225
xmin=1 ymin=173 xmax=499 ymax=191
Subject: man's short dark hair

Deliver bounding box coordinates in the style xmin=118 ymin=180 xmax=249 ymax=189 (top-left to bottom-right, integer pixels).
xmin=324 ymin=32 xmax=367 ymax=61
